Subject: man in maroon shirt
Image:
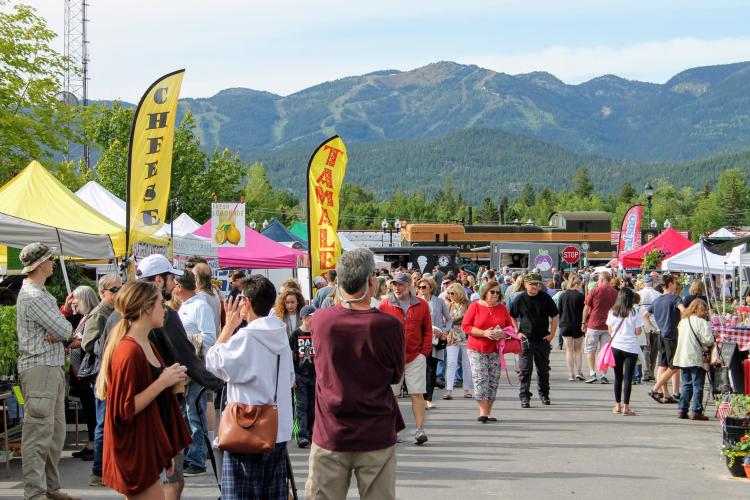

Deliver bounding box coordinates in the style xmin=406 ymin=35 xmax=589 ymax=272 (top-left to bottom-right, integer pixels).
xmin=379 ymin=272 xmax=432 ymax=445
xmin=306 ymin=248 xmax=404 ymax=500
xmin=582 ymin=271 xmax=619 ymax=383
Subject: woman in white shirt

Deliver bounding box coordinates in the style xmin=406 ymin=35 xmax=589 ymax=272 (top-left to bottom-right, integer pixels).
xmin=606 ymin=288 xmax=644 ymax=416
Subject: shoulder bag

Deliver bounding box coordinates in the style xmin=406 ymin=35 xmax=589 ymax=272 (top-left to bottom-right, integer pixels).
xmin=596 ymin=318 xmax=625 ymax=374
xmin=686 ymin=318 xmax=712 ymax=370
xmin=217 ymin=355 xmax=280 ymax=454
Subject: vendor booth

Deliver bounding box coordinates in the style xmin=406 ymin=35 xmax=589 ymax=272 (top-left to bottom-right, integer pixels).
xmin=261 ymin=219 xmax=308 ymax=250
xmin=618 ymin=227 xmax=692 ymax=268
xmin=0 ymin=161 xmax=127 ymax=260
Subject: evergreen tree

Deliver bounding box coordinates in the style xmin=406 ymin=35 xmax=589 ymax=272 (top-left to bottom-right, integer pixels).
xmin=478 ymin=197 xmax=499 ymax=223
xmin=519 ymin=183 xmax=536 ymax=207
xmin=619 ymin=182 xmax=636 ymax=204
xmin=571 ymin=166 xmax=594 ymax=198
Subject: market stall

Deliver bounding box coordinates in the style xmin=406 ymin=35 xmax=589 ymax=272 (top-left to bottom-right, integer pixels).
xmin=618 ymin=227 xmax=693 ymax=268
xmin=261 ymin=219 xmax=308 ymax=250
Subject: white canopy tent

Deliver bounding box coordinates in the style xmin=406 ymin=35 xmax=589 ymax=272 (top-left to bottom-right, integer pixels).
xmin=661 ymin=228 xmax=745 ymax=274
xmin=75 ymin=181 xmax=127 ymax=226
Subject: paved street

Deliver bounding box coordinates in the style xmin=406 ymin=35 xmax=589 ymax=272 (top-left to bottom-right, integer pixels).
xmin=0 ymin=350 xmax=747 ymax=499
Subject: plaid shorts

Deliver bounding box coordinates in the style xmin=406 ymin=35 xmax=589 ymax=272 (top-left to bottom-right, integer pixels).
xmin=221 ymin=442 xmax=289 ymax=499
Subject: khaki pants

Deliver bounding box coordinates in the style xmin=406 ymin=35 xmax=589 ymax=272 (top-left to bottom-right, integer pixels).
xmin=304 ymin=444 xmax=396 ymax=500
xmin=20 ymin=365 xmax=66 ymax=500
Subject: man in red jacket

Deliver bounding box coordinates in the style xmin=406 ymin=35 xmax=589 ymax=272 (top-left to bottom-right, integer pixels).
xmin=379 ymin=272 xmax=432 ymax=444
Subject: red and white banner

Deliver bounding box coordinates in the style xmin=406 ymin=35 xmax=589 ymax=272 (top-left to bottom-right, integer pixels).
xmin=617 ymin=205 xmax=644 ymax=256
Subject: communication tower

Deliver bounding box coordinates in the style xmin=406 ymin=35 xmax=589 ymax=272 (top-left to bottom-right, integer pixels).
xmin=62 ymin=0 xmax=90 ymax=168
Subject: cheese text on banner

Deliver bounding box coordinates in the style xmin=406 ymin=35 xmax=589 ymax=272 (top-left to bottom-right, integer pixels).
xmin=126 ymin=69 xmax=185 ymax=253
xmin=307 ymin=136 xmax=348 ymax=294
xmin=617 ymin=204 xmax=644 ymax=256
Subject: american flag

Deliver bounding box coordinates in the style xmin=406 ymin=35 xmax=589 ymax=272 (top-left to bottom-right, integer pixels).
xmin=717 ymin=397 xmax=732 ymax=422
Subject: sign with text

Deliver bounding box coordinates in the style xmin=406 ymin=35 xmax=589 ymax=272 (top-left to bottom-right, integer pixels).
xmin=126 ymin=69 xmax=185 ymax=254
xmin=307 ymin=136 xmax=348 ymax=295
xmin=211 ymin=203 xmax=246 ymax=247
xmin=561 ymin=246 xmax=581 ymax=264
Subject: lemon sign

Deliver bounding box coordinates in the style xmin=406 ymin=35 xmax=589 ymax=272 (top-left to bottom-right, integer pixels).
xmin=211 ymin=202 xmax=246 ymax=247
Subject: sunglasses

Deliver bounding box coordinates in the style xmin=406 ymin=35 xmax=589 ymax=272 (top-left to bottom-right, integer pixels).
xmin=106 ymin=287 xmax=121 ymax=293
xmin=418 ymin=285 xmax=429 ymax=289
xmin=488 ymin=290 xmax=500 ymax=295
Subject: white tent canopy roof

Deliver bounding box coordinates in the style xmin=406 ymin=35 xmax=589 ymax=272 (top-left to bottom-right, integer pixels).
xmin=75 ymin=181 xmax=126 ymax=226
xmin=662 ymin=240 xmax=744 ymax=274
xmin=155 ymin=213 xmax=201 ymax=237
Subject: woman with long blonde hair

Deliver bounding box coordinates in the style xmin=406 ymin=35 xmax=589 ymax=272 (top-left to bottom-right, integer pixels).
xmin=444 ymin=282 xmax=473 ymax=399
xmin=98 ymin=281 xmax=191 ymax=499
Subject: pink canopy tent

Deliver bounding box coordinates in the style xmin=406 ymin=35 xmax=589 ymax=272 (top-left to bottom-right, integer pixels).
xmin=194 ymin=221 xmax=308 ymax=269
xmin=618 ymin=228 xmax=692 ymax=268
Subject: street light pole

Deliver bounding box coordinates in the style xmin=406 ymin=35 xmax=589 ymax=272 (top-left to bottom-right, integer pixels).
xmin=644 ymin=182 xmax=654 ymax=226
xmin=381 ymin=218 xmax=388 ymax=246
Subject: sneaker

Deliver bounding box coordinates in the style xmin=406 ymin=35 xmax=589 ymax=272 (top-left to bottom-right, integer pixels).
xmin=584 ymin=376 xmax=598 ymax=384
xmin=298 ymin=438 xmax=310 ymax=448
xmin=183 ymin=465 xmax=206 ymax=476
xmin=45 ymin=492 xmax=81 ymax=500
xmin=600 ymin=376 xmax=609 ymax=384
xmin=575 ymin=374 xmax=586 ymax=381
xmin=414 ymin=428 xmax=428 ymax=445
xmin=521 ymin=399 xmax=530 ymax=408
xmin=540 ymin=396 xmax=551 ymax=405
xmin=88 ymin=475 xmax=103 ymax=487
xmin=568 ymin=377 xmax=575 ymax=381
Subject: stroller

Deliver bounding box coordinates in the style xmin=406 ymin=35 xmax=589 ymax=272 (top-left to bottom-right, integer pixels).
xmin=195 ymin=387 xmax=299 ymax=499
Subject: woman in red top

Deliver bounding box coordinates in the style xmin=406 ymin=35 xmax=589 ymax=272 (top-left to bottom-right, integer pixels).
xmin=462 ymin=280 xmax=513 ymax=422
xmin=96 ymin=281 xmax=191 ymax=499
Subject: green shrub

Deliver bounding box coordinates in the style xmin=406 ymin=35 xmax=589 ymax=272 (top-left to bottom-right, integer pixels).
xmin=0 ymin=307 xmax=18 ymax=379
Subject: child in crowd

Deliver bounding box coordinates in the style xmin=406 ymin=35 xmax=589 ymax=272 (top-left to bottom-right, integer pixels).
xmin=290 ymin=305 xmax=316 ymax=447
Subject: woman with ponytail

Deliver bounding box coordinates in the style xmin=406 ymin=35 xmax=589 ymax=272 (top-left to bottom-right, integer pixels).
xmin=97 ymin=281 xmax=192 ymax=498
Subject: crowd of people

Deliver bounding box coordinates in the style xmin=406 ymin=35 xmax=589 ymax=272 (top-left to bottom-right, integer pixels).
xmin=12 ymin=240 xmax=723 ymax=499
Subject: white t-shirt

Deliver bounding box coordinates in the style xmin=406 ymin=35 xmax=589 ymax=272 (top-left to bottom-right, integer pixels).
xmin=606 ymin=310 xmax=644 ymax=355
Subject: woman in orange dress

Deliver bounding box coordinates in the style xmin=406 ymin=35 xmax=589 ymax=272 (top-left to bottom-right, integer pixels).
xmin=96 ymin=281 xmax=191 ymax=499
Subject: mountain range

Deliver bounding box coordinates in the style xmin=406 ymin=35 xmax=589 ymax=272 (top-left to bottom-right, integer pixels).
xmin=177 ymin=60 xmax=750 ymax=162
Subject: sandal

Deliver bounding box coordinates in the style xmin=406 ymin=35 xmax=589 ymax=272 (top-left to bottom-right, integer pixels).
xmin=648 ymin=390 xmax=663 ymax=403
xmin=612 ymin=405 xmax=622 ymax=414
xmin=621 ymin=409 xmax=636 ymax=416
xmin=464 ymin=392 xmax=473 ymax=399
xmin=442 ymin=393 xmax=453 ymax=400
xmin=661 ymin=396 xmax=678 ymax=404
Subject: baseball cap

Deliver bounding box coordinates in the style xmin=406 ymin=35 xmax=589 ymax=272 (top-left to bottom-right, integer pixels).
xmin=525 ymin=272 xmax=543 ymax=284
xmin=313 ymin=276 xmax=327 ymax=287
xmin=643 ymin=275 xmax=654 ymax=284
xmin=20 ymin=242 xmax=56 ymax=274
xmin=136 ymin=254 xmax=184 ymax=279
xmin=300 ymin=305 xmax=316 ymax=317
xmin=392 ymin=272 xmax=411 ymax=284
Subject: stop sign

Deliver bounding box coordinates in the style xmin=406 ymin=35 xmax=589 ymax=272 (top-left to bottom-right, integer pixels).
xmin=562 ymin=246 xmax=581 ymax=264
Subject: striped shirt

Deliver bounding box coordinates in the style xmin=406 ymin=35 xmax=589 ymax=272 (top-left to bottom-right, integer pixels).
xmin=16 ymin=279 xmax=71 ymax=373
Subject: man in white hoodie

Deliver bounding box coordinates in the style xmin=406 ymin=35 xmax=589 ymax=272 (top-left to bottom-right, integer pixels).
xmin=205 ymin=275 xmax=295 ymax=499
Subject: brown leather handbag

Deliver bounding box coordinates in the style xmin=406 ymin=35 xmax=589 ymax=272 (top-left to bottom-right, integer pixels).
xmin=217 ymin=355 xmax=280 ymax=453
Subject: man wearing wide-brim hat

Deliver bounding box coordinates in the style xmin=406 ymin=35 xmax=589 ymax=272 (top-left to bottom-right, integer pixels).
xmin=16 ymin=242 xmax=80 ymax=500
xmin=509 ymin=272 xmax=559 ymax=409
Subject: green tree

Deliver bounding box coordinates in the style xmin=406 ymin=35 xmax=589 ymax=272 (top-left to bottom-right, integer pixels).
xmin=518 ymin=183 xmax=536 ymax=207
xmin=716 ymin=168 xmax=749 ymax=227
xmin=90 ymin=102 xmax=133 ymax=198
xmin=477 ymin=197 xmax=499 ymax=223
xmin=619 ymin=182 xmax=636 ymax=204
xmin=0 ymin=2 xmax=78 ymax=182
xmin=571 ymin=166 xmax=593 ymax=198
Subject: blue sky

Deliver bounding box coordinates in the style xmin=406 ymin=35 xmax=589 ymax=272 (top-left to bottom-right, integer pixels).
xmin=18 ymin=0 xmax=750 ymax=101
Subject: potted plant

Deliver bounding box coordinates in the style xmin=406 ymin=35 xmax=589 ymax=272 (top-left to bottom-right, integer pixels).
xmin=721 ymin=433 xmax=750 ymax=477
xmin=744 ymin=456 xmax=750 ymax=480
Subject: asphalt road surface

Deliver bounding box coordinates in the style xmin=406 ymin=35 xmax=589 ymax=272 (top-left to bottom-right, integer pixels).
xmin=0 ymin=350 xmax=746 ymax=499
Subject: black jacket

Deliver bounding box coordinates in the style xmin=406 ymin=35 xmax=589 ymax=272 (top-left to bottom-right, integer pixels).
xmin=103 ymin=308 xmax=224 ymax=392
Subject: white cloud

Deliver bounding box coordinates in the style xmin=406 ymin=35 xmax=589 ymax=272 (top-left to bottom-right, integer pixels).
xmin=466 ymin=38 xmax=750 ymax=84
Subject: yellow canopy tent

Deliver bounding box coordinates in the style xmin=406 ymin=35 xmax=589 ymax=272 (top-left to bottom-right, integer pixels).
xmin=0 ymin=161 xmax=166 ymax=260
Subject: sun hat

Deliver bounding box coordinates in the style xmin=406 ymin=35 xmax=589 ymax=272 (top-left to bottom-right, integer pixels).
xmin=20 ymin=242 xmax=56 ymax=274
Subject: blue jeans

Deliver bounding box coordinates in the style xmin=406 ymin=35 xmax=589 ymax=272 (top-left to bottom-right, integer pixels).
xmin=183 ymin=382 xmax=208 ymax=470
xmin=679 ymin=366 xmax=706 ymax=414
xmin=92 ymin=396 xmax=105 ymax=477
